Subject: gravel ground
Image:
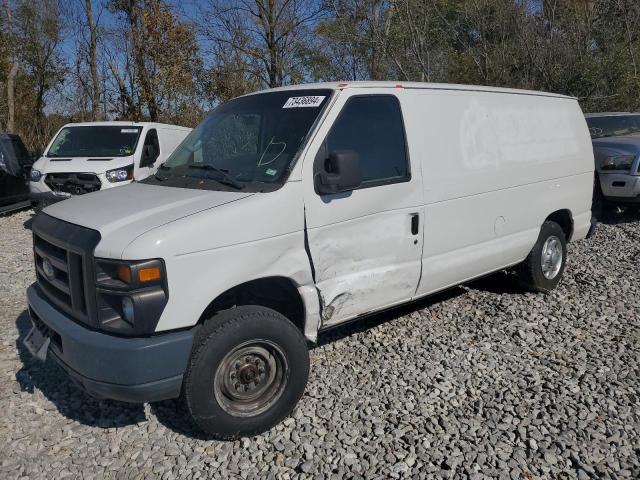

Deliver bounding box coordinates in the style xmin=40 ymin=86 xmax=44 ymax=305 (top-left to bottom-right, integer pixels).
xmin=1 ymin=207 xmax=639 ymax=479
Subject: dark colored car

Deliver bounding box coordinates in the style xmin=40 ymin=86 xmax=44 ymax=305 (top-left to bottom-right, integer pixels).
xmin=585 ymin=113 xmax=640 ymax=211
xmin=0 ymin=133 xmax=33 ymax=213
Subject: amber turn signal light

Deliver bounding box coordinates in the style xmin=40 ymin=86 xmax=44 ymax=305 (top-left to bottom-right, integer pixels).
xmin=138 ymin=267 xmax=161 ymax=283
xmin=116 ymin=264 xmax=132 ymax=284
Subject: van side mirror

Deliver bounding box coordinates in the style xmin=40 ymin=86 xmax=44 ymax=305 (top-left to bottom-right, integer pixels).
xmin=315 ymin=150 xmax=362 ymax=195
xmin=140 ymin=145 xmax=158 ymax=168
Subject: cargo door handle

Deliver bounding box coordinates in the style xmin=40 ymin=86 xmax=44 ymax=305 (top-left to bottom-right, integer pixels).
xmin=410 ymin=213 xmax=419 ymax=235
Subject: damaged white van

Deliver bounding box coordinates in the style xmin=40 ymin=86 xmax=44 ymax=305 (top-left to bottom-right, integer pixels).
xmin=25 ymin=82 xmax=594 ymax=439
xmin=29 ymin=121 xmax=191 ymax=211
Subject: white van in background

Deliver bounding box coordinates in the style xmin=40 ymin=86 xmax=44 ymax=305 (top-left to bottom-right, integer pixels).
xmin=29 ymin=121 xmax=191 ymax=210
xmin=24 ymin=82 xmax=594 ymax=439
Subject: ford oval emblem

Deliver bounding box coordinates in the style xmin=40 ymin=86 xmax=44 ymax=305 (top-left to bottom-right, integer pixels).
xmin=42 ymin=258 xmax=55 ymax=278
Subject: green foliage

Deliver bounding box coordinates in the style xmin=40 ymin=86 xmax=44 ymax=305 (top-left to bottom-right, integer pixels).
xmin=316 ymin=0 xmax=640 ymax=112
xmin=2 ymin=0 xmax=640 ymax=150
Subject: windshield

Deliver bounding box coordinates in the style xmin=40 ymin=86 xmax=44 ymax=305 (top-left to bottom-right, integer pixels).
xmin=141 ymin=89 xmax=332 ymax=192
xmin=586 ymin=115 xmax=640 ymax=139
xmin=47 ymin=126 xmax=142 ymax=157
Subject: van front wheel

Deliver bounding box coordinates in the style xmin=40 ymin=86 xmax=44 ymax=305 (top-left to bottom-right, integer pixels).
xmin=517 ymin=221 xmax=567 ymax=293
xmin=183 ymin=306 xmax=309 ymax=439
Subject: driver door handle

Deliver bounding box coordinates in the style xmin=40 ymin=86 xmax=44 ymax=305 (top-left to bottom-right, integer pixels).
xmin=410 ymin=213 xmax=419 ymax=235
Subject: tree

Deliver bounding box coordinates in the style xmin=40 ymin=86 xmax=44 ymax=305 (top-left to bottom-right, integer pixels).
xmin=314 ymin=0 xmax=395 ymax=81
xmin=80 ymin=0 xmax=103 ymax=120
xmin=108 ymin=0 xmax=202 ymax=123
xmin=13 ymin=0 xmax=66 ymax=146
xmin=200 ymin=0 xmax=323 ymax=89
xmin=2 ymin=0 xmax=19 ymax=132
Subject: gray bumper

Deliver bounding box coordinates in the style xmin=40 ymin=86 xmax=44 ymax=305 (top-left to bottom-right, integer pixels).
xmin=600 ymin=173 xmax=640 ymax=202
xmin=27 ymin=284 xmax=194 ymax=403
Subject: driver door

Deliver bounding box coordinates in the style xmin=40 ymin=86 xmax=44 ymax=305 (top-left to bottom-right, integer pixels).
xmin=303 ymin=90 xmax=424 ymax=327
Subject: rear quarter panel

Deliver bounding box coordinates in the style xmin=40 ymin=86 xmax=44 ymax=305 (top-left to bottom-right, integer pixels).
xmin=407 ymin=89 xmax=593 ymax=296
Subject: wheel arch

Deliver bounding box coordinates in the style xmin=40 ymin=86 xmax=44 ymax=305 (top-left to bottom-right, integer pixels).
xmin=197 ymin=276 xmax=316 ymax=340
xmin=545 ymin=209 xmax=574 ymax=241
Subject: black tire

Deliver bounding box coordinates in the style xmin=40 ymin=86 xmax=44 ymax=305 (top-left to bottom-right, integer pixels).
xmin=591 ymin=173 xmax=604 ymax=219
xmin=517 ymin=221 xmax=567 ymax=293
xmin=591 ymin=173 xmax=614 ymax=221
xmin=183 ymin=305 xmax=309 ymax=439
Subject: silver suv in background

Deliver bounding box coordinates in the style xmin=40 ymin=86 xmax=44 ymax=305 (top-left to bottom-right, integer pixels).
xmin=586 ymin=113 xmax=640 ymax=213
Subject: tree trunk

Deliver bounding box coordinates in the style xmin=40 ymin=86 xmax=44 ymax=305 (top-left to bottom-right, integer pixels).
xmin=7 ymin=62 xmax=18 ymax=133
xmin=109 ymin=61 xmax=137 ymax=119
xmin=4 ymin=0 xmax=18 ymax=133
xmin=266 ymin=0 xmax=279 ymax=88
xmin=85 ymin=0 xmax=101 ymax=120
xmin=130 ymin=9 xmax=158 ymax=120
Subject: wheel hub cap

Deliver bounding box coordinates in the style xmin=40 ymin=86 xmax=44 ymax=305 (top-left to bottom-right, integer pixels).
xmin=541 ymin=235 xmax=563 ymax=280
xmin=214 ymin=341 xmax=288 ymax=417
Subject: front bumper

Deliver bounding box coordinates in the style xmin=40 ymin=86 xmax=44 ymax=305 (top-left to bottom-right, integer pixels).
xmin=26 ymin=284 xmax=194 ymax=403
xmin=599 ymin=173 xmax=640 ymax=203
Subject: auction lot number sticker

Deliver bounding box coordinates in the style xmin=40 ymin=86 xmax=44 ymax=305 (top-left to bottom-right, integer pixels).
xmin=283 ymin=96 xmax=326 ymax=108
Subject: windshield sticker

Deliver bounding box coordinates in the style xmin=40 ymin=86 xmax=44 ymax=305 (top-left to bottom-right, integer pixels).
xmin=265 ymin=168 xmax=277 ymax=176
xmin=121 ymin=128 xmax=139 ymax=133
xmin=283 ymin=96 xmax=326 ymax=108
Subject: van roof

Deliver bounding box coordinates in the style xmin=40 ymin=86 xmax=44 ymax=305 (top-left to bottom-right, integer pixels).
xmin=246 ymin=81 xmax=575 ymax=100
xmin=60 ymin=121 xmax=191 ymax=130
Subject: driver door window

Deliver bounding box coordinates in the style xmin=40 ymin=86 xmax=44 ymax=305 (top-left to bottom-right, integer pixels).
xmin=324 ymin=95 xmax=410 ymax=189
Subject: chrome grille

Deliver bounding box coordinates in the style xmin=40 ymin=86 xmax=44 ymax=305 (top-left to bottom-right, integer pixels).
xmin=34 ymin=233 xmax=87 ymax=319
xmin=32 ymin=214 xmax=100 ymax=327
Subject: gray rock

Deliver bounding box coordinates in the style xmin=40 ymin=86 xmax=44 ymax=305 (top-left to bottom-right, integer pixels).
xmin=1 ymin=209 xmax=639 ymax=479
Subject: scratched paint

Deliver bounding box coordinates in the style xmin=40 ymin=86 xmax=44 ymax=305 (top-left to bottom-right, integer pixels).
xmin=307 ymin=207 xmax=423 ymax=327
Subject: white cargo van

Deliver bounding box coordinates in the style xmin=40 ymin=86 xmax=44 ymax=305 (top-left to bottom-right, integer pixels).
xmin=24 ymin=82 xmax=594 ymax=439
xmin=29 ymin=121 xmax=191 ymax=210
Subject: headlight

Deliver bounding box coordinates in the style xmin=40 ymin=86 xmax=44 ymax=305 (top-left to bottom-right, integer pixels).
xmin=600 ymin=155 xmax=635 ymax=171
xmin=30 ymin=169 xmax=42 ymax=182
xmin=105 ymin=164 xmax=134 ymax=182
xmin=95 ymin=258 xmax=167 ymax=335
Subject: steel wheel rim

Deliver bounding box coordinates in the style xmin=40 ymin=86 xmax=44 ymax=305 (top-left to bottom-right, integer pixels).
xmin=541 ymin=235 xmax=563 ymax=279
xmin=214 ymin=340 xmax=289 ymax=417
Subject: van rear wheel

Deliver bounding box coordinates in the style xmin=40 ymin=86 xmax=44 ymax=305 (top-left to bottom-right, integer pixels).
xmin=517 ymin=221 xmax=567 ymax=293
xmin=183 ymin=305 xmax=309 ymax=439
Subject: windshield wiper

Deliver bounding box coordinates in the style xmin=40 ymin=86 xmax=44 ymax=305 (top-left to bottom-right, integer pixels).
xmin=188 ymin=164 xmax=244 ymax=189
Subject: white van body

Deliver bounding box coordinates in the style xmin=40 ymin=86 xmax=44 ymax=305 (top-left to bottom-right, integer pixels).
xmin=29 ymin=121 xmax=191 ymax=209
xmin=25 ymin=82 xmax=594 ymax=437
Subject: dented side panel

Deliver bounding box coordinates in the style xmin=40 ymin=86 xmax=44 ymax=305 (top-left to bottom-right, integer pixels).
xmin=300 ymin=88 xmax=425 ymax=328
xmin=307 ymin=208 xmax=423 ymax=326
